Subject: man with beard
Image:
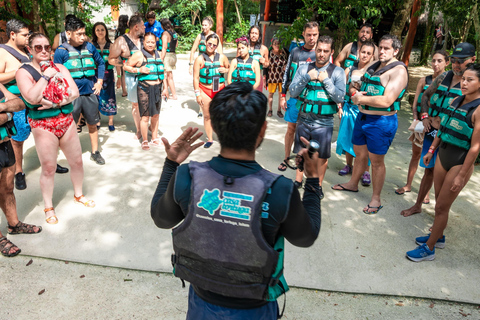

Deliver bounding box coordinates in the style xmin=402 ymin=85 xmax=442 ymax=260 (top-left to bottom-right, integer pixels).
xmin=332 ymin=34 xmax=408 ymax=214
xmin=248 ymin=26 xmax=269 ymax=92
xmin=334 ymin=23 xmax=378 ymax=69
xmin=277 ymin=22 xmax=319 ymax=176
xmin=400 ymin=43 xmax=475 ymax=217
xmin=289 ymin=35 xmax=345 ymax=199
xmin=109 ymin=15 xmax=145 ymax=140
xmin=0 ymin=19 xmax=68 ymax=190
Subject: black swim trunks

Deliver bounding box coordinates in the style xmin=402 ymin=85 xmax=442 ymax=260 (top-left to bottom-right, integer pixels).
xmin=0 ymin=140 xmax=16 ymax=172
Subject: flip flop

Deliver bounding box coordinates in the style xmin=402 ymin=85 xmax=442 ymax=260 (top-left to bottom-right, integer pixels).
xmin=278 ymin=159 xmax=288 ymax=172
xmin=395 ymin=188 xmax=411 ymax=195
xmin=423 ymin=199 xmax=430 ymax=204
xmin=331 ymin=184 xmax=358 ymax=192
xmin=277 ymin=111 xmax=284 ymax=118
xmin=267 ymin=110 xmax=273 ymax=117
xmin=363 ymin=204 xmax=383 ymax=215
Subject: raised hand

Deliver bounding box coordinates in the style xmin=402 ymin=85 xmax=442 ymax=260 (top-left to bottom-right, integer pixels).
xmin=162 ymin=127 xmax=204 ymax=164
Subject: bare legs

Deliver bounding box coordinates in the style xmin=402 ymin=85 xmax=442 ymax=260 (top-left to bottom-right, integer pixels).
xmin=200 ymin=91 xmax=213 ymax=142
xmin=400 ymin=167 xmax=434 ymax=217
xmin=0 ymin=164 xmax=20 ymax=227
xmin=132 ymin=102 xmax=141 ymax=139
xmin=165 ymin=71 xmax=177 ymax=99
xmin=11 ymin=140 xmax=24 ymax=175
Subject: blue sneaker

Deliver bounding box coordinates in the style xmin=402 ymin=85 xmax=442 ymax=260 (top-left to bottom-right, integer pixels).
xmin=415 ymin=234 xmax=446 ymax=249
xmin=406 ymin=243 xmax=435 ymax=262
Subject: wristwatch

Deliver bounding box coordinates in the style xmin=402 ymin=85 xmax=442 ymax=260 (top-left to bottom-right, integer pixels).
xmin=41 ymin=75 xmax=50 ymax=82
xmin=6 ymin=112 xmax=13 ymax=121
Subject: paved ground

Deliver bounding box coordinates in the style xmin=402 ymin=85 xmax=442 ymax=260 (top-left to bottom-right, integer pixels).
xmin=1 ymin=51 xmax=480 ymax=319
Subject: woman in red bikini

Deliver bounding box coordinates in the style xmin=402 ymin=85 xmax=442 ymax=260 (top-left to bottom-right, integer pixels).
xmin=16 ymin=33 xmax=95 ymax=224
xmin=193 ymin=34 xmax=229 ymax=148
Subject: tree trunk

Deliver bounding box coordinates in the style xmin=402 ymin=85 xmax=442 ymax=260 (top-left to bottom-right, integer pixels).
xmin=442 ymin=18 xmax=449 ymax=50
xmin=216 ymin=0 xmax=224 ymax=43
xmin=233 ymin=0 xmax=242 ymax=24
xmin=420 ymin=0 xmax=435 ymax=65
xmin=31 ymin=0 xmax=40 ymax=32
xmin=472 ymin=1 xmax=480 ymax=60
xmin=390 ymin=0 xmax=415 ymax=39
xmin=401 ymin=0 xmax=421 ymax=66
xmin=461 ymin=5 xmax=475 ymax=42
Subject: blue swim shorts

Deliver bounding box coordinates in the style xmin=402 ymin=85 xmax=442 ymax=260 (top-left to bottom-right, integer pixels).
xmin=352 ymin=113 xmax=398 ymax=155
xmin=420 ymin=128 xmax=438 ymax=168
xmin=11 ymin=109 xmax=31 ymax=142
xmin=284 ymin=98 xmax=299 ymax=123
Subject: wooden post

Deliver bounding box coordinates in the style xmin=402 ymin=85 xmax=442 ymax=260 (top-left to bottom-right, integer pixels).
xmin=402 ymin=0 xmax=421 ymax=66
xmin=216 ymin=0 xmax=224 ymax=44
xmin=263 ymin=0 xmax=271 ymax=45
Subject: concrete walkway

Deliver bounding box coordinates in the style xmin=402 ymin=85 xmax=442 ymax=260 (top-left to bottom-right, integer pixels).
xmin=1 ymin=55 xmax=480 ymax=318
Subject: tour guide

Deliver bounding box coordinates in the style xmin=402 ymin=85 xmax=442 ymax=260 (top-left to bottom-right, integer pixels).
xmin=151 ymin=82 xmax=321 ymax=319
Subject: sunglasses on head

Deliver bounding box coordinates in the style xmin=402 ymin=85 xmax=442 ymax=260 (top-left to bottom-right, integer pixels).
xmin=32 ymin=45 xmax=52 ymax=53
xmin=207 ymin=43 xmax=218 ymax=48
xmin=451 ymin=57 xmax=470 ymax=64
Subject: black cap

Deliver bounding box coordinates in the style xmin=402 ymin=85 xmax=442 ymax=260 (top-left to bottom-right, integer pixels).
xmin=450 ymin=42 xmax=476 ymax=58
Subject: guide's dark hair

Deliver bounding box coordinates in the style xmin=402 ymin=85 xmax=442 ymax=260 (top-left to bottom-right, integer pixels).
xmin=210 ymin=82 xmax=267 ymax=151
xmin=6 ymin=19 xmax=28 ymax=39
xmin=65 ymin=17 xmax=85 ymax=32
xmin=92 ymin=22 xmax=112 ymax=44
xmin=317 ymin=35 xmax=334 ymax=50
xmin=360 ymin=40 xmax=375 ymax=54
xmin=28 ymin=33 xmax=49 ymax=48
xmin=359 ymin=22 xmax=373 ymax=32
xmin=433 ymin=49 xmax=449 ymax=61
xmin=117 ymin=15 xmax=129 ymax=36
xmin=379 ymin=34 xmax=401 ymax=51
xmin=206 ymin=33 xmax=219 ymax=45
xmin=160 ymin=19 xmax=174 ymax=33
xmin=465 ymin=63 xmax=480 ymax=79
xmin=303 ymin=21 xmax=319 ymax=31
xmin=146 ymin=11 xmax=156 ymax=19
xmin=248 ymin=25 xmax=262 ymax=44
xmin=128 ymin=15 xmax=143 ymax=29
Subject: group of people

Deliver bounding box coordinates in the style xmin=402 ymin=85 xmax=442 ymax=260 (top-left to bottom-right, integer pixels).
xmin=0 ymin=11 xmax=479 ymax=319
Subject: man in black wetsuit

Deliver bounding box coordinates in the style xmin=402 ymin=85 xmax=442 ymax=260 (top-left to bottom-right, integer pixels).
xmin=151 ymin=82 xmax=321 ymax=319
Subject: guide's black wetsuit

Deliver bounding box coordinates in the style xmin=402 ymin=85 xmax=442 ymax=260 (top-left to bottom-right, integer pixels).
xmin=151 ymin=156 xmax=321 ymax=309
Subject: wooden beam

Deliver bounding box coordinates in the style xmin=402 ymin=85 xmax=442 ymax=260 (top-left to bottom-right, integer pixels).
xmin=216 ymin=0 xmax=224 ymax=44
xmin=402 ymin=0 xmax=421 ymax=66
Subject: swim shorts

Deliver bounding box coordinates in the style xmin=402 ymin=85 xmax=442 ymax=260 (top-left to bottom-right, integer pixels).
xmin=0 ymin=140 xmax=15 ymax=172
xmin=11 ymin=109 xmax=31 ymax=142
xmin=72 ymin=94 xmax=100 ymax=125
xmin=352 ymin=113 xmax=398 ymax=155
xmin=164 ymin=52 xmax=177 ymax=72
xmin=267 ymin=83 xmax=282 ymax=94
xmin=284 ymin=98 xmax=299 ymax=123
xmin=294 ymin=120 xmax=333 ymax=158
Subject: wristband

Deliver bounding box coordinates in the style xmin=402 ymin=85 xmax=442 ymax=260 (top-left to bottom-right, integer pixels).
xmin=6 ymin=112 xmax=13 ymax=121
xmin=428 ymin=148 xmax=435 ymax=154
xmin=41 ymin=75 xmax=50 ymax=82
xmin=421 ymin=114 xmax=429 ymax=120
xmin=189 ymin=62 xmax=194 ymax=66
xmin=136 ymin=68 xmax=141 ymax=75
xmin=281 ymin=93 xmax=286 ymax=98
xmin=194 ymin=90 xmax=200 ymax=97
xmin=117 ymin=75 xmax=121 ymax=78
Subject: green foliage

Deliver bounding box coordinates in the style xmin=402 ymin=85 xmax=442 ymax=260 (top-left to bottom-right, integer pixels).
xmin=224 ymin=19 xmax=251 ymax=42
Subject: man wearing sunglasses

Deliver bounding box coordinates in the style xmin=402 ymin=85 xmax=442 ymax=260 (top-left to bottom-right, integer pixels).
xmin=0 ymin=19 xmax=69 ymax=191
xmin=400 ymin=42 xmax=475 ymax=218
xmin=54 ymin=17 xmax=106 ymax=165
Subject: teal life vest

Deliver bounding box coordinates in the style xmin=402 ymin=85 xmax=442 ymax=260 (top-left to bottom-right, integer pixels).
xmin=0 ymin=96 xmax=17 ymax=140
xmin=0 ymin=44 xmax=31 ymax=96
xmin=93 ymin=41 xmax=114 ymax=70
xmin=61 ymin=42 xmax=96 ymax=79
xmin=121 ymin=34 xmax=141 ymax=70
xmin=416 ymin=75 xmax=433 ymax=113
xmin=250 ymin=43 xmax=263 ymax=70
xmin=157 ymin=31 xmax=164 ymax=52
xmin=166 ymin=30 xmax=178 ymax=53
xmin=19 ymin=64 xmax=73 ymax=119
xmin=137 ymin=49 xmax=164 ymax=81
xmin=232 ymin=57 xmax=256 ymax=86
xmin=429 ymin=71 xmax=462 ymax=117
xmin=172 ymin=161 xmax=288 ymax=301
xmin=199 ymin=53 xmax=225 ymax=85
xmin=343 ymin=41 xmax=358 ymax=69
xmin=344 ymin=61 xmax=359 ymax=104
xmin=199 ymin=33 xmax=208 ymax=54
xmin=437 ymin=96 xmax=480 ymax=150
xmin=296 ymin=63 xmax=338 ymax=115
xmin=360 ymin=61 xmax=408 ymax=112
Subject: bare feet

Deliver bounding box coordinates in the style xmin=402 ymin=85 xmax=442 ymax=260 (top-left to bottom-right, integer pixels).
xmin=395 ymin=186 xmax=411 ymax=195
xmin=170 ymin=95 xmax=178 ymax=100
xmin=400 ymin=204 xmax=422 ymax=217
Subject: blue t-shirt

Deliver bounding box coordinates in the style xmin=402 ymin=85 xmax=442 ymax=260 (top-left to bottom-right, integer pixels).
xmin=53 ymin=41 xmax=105 ymax=95
xmin=145 ymin=20 xmax=164 ymax=41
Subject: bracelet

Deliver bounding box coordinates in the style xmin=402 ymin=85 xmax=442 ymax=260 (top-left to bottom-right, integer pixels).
xmin=194 ymin=90 xmax=200 ymax=97
xmin=421 ymin=114 xmax=429 ymax=120
xmin=281 ymin=93 xmax=286 ymax=98
xmin=189 ymin=62 xmax=193 ymax=66
xmin=428 ymin=148 xmax=435 ymax=154
xmin=117 ymin=75 xmax=121 ymax=78
xmin=41 ymin=75 xmax=50 ymax=82
xmin=136 ymin=68 xmax=141 ymax=75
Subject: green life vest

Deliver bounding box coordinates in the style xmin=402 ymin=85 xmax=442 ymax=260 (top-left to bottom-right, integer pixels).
xmin=296 ymin=63 xmax=338 ymax=115
xmin=0 ymin=97 xmax=17 ymax=140
xmin=19 ymin=64 xmax=74 ymax=119
xmin=437 ymin=96 xmax=480 ymax=150
xmin=232 ymin=57 xmax=256 ymax=86
xmin=157 ymin=31 xmax=164 ymax=51
xmin=429 ymin=71 xmax=462 ymax=117
xmin=361 ymin=61 xmax=408 ymax=112
xmin=250 ymin=43 xmax=263 ymax=70
xmin=416 ymin=75 xmax=432 ymax=113
xmin=61 ymin=42 xmax=96 ymax=78
xmin=343 ymin=41 xmax=358 ymax=69
xmin=344 ymin=62 xmax=358 ymax=104
xmin=93 ymin=41 xmax=114 ymax=70
xmin=199 ymin=53 xmax=225 ymax=85
xmin=166 ymin=30 xmax=178 ymax=53
xmin=0 ymin=44 xmax=31 ymax=96
xmin=137 ymin=49 xmax=164 ymax=81
xmin=199 ymin=33 xmax=207 ymax=54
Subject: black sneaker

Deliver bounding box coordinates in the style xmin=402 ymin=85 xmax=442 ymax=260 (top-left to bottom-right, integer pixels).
xmin=90 ymin=151 xmax=105 ymax=165
xmin=15 ymin=172 xmax=26 ymax=190
xmin=319 ymin=186 xmax=324 ymax=200
xmin=55 ymin=164 xmax=69 ymax=174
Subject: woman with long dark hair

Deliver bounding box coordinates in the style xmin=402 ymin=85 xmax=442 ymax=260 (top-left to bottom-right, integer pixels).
xmin=160 ymin=18 xmax=178 ymax=100
xmin=92 ymin=22 xmax=117 ymax=131
xmin=189 ymin=16 xmax=223 ymax=76
xmin=115 ymin=15 xmax=129 ymax=97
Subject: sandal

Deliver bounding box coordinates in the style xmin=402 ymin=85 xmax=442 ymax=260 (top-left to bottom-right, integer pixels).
xmin=73 ymin=195 xmax=96 ymax=208
xmin=0 ymin=237 xmax=21 ymax=257
xmin=277 ymin=111 xmax=283 ymax=118
xmin=150 ymin=138 xmax=162 ymax=147
xmin=8 ymin=221 xmax=42 ymax=234
xmin=141 ymin=140 xmax=150 ymax=151
xmin=363 ymin=204 xmax=383 ymax=215
xmin=278 ymin=159 xmax=288 ymax=172
xmin=44 ymin=207 xmax=58 ymax=224
xmin=77 ymin=125 xmax=82 ymax=133
xmin=267 ymin=110 xmax=273 ymax=117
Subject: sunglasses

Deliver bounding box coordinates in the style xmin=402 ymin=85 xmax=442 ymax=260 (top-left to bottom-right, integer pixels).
xmin=451 ymin=57 xmax=470 ymax=64
xmin=32 ymin=45 xmax=52 ymax=53
xmin=207 ymin=43 xmax=218 ymax=48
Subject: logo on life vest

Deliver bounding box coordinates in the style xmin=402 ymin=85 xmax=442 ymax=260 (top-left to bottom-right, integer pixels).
xmin=198 ymin=189 xmax=254 ymax=221
xmin=367 ymin=86 xmax=380 ymax=95
xmin=316 ymin=91 xmax=328 ymax=100
xmin=306 ymin=57 xmax=312 ymax=62
xmin=450 ymin=119 xmax=463 ymax=131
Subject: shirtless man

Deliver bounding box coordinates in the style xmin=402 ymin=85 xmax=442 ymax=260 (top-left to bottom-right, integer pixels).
xmin=0 ymin=19 xmax=68 ymax=190
xmin=334 ymin=23 xmax=378 ymax=69
xmin=108 ymin=15 xmax=145 ymax=139
xmin=332 ymin=34 xmax=408 ymax=214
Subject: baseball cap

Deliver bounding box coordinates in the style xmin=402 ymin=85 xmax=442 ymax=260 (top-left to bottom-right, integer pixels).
xmin=450 ymin=42 xmax=476 ymax=58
